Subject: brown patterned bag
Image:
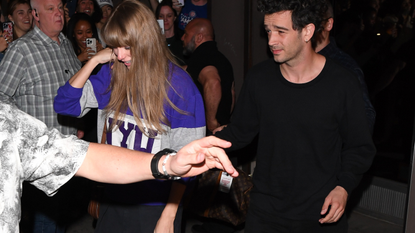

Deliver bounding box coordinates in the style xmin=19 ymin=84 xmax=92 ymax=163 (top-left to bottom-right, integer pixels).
xmin=188 ymin=168 xmax=253 ymax=226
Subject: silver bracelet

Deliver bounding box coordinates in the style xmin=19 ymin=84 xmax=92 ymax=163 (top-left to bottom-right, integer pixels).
xmin=162 ymin=152 xmax=181 ymax=180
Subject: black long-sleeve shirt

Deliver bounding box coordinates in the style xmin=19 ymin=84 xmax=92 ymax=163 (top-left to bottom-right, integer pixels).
xmin=319 ymin=39 xmax=376 ymax=133
xmin=216 ymin=58 xmax=376 ymax=221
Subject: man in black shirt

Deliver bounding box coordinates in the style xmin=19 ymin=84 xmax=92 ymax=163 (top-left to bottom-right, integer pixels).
xmin=182 ymin=18 xmax=235 ymax=135
xmin=215 ymin=0 xmax=376 ymax=232
xmin=315 ymin=0 xmax=376 ymax=133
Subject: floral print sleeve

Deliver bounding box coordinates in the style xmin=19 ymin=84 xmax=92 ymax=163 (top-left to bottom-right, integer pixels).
xmin=0 ymin=101 xmax=89 ymax=233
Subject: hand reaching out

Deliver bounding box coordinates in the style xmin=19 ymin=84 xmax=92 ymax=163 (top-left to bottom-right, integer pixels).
xmin=168 ymin=136 xmax=238 ymax=178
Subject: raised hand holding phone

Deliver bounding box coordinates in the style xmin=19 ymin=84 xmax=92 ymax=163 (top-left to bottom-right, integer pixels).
xmin=86 ymin=38 xmax=97 ymax=55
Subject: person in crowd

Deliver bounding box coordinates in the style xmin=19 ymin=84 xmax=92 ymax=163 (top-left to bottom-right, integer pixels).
xmin=182 ymin=18 xmax=234 ymax=135
xmin=177 ymin=0 xmax=207 ymax=31
xmin=65 ymin=0 xmax=101 ymax=25
xmin=54 ymin=0 xmax=205 ymax=232
xmin=0 ymin=2 xmax=12 ymax=62
xmin=67 ymin=13 xmax=103 ymax=64
xmin=66 ymin=13 xmax=102 ymax=142
xmin=0 ymin=33 xmax=11 ymax=61
xmin=111 ymin=0 xmax=158 ymax=12
xmin=315 ymin=0 xmax=376 ymax=133
xmin=0 ymin=99 xmax=238 ymax=233
xmin=7 ymin=0 xmax=33 ymax=41
xmin=181 ymin=18 xmax=235 ymax=233
xmin=155 ymin=0 xmax=187 ymax=66
xmin=0 ymin=0 xmax=83 ymax=231
xmin=214 ymin=0 xmax=376 ymax=232
xmin=95 ymin=0 xmax=113 ymax=47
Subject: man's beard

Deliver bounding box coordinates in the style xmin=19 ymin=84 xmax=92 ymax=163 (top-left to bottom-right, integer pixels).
xmin=183 ymin=36 xmax=196 ymax=56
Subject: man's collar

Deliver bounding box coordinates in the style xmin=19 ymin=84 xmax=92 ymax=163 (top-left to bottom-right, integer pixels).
xmin=33 ymin=25 xmax=67 ymax=46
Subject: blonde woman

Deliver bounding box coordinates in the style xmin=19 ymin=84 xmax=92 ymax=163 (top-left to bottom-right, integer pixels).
xmin=53 ymin=0 xmax=205 ymax=232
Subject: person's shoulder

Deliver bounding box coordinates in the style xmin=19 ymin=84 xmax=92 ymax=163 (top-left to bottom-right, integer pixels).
xmin=169 ymin=64 xmax=200 ymax=93
xmin=324 ymin=58 xmax=360 ymax=86
xmin=170 ymin=63 xmax=194 ymax=86
xmin=6 ymin=30 xmax=42 ymax=54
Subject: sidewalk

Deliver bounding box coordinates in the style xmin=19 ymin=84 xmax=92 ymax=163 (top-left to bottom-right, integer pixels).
xmin=66 ymin=210 xmax=404 ymax=233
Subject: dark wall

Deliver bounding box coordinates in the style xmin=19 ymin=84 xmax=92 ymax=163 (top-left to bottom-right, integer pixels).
xmin=210 ymin=0 xmax=270 ymax=99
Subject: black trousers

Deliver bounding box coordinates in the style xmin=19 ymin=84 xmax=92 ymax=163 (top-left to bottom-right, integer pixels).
xmin=244 ymin=206 xmax=348 ymax=233
xmin=95 ymin=202 xmax=183 ymax=233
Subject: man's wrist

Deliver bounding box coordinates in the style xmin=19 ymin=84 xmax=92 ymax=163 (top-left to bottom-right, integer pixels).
xmin=151 ymin=148 xmax=181 ymax=180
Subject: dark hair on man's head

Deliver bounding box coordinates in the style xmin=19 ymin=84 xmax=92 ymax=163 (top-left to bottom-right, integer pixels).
xmin=257 ymin=0 xmax=328 ymax=34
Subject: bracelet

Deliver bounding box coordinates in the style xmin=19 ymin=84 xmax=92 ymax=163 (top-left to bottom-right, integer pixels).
xmin=150 ymin=148 xmax=181 ymax=180
xmin=162 ymin=152 xmax=181 ymax=180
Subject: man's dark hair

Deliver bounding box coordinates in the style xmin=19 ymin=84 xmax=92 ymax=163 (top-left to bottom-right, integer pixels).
xmin=258 ymin=0 xmax=328 ymax=34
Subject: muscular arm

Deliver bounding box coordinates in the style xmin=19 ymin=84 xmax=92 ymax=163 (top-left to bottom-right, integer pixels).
xmin=199 ymin=65 xmax=222 ymax=132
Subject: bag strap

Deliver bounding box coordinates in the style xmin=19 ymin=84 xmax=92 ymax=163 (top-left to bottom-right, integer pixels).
xmin=203 ymin=171 xmax=223 ymax=217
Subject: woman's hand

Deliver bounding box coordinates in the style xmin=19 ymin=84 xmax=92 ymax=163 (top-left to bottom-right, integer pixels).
xmin=154 ymin=217 xmax=174 ymax=233
xmin=172 ymin=0 xmax=183 ymax=15
xmin=64 ymin=3 xmax=71 ymax=24
xmin=77 ymin=48 xmax=91 ymax=63
xmin=90 ymin=47 xmax=114 ymax=64
xmin=0 ymin=34 xmax=12 ymax=52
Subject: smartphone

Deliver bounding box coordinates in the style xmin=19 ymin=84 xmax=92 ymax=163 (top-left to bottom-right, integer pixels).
xmin=86 ymin=38 xmax=96 ymax=55
xmin=2 ymin=22 xmax=13 ymax=39
xmin=157 ymin=19 xmax=164 ymax=35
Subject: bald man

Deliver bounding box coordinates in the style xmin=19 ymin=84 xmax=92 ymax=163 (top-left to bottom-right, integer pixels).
xmin=182 ymin=18 xmax=235 ymax=135
xmin=0 ymin=0 xmax=83 ymax=231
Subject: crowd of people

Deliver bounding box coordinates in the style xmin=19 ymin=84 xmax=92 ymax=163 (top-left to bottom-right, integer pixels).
xmin=0 ymin=0 xmax=412 ymax=232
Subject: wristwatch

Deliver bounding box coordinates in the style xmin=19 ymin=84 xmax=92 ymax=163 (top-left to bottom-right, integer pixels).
xmin=151 ymin=148 xmax=181 ymax=180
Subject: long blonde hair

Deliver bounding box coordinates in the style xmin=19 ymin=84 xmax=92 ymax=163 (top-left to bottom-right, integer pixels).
xmin=102 ymin=0 xmax=183 ymax=137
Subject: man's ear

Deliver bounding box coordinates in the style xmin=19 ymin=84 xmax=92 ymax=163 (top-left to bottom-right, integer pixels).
xmin=32 ymin=9 xmax=39 ymax=21
xmin=8 ymin=14 xmax=13 ymax=22
xmin=194 ymin=33 xmax=204 ymax=45
xmin=303 ymin=23 xmax=315 ymax=42
xmin=325 ymin=18 xmax=334 ymax=32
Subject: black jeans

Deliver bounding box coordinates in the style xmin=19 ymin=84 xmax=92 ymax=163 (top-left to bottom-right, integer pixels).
xmin=244 ymin=207 xmax=348 ymax=233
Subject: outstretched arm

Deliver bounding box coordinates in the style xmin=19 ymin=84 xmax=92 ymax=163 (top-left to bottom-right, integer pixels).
xmin=76 ymin=136 xmax=238 ymax=183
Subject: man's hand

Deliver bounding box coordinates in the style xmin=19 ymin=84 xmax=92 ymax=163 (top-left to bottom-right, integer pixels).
xmin=212 ymin=125 xmax=227 ymax=134
xmin=169 ymin=136 xmax=238 ymax=178
xmin=319 ymin=186 xmax=348 ymax=224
